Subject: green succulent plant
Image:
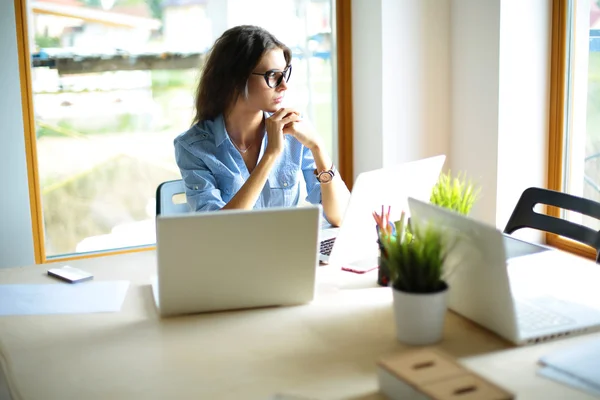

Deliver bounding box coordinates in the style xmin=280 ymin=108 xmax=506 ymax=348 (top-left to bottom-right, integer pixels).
xmin=379 ymin=215 xmax=453 ymax=294
xmin=430 ymin=171 xmax=480 ymax=215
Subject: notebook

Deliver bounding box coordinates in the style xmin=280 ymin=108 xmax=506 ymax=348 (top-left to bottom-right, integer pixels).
xmin=538 ymin=337 xmax=600 ymax=395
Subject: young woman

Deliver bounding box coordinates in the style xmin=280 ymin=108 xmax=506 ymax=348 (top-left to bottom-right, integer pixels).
xmin=174 ymin=25 xmax=349 ymax=226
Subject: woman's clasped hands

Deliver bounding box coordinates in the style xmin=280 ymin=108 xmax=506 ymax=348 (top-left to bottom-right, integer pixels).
xmin=265 ymin=108 xmax=322 ymax=156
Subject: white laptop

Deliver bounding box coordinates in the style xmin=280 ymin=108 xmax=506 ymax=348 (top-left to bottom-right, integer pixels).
xmin=408 ymin=197 xmax=600 ymax=345
xmin=318 ymin=154 xmax=446 ymax=268
xmin=153 ymin=206 xmax=321 ymax=317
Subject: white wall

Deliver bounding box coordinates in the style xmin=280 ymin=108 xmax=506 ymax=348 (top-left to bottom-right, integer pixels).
xmin=0 ymin=1 xmax=35 ymax=268
xmin=496 ymin=0 xmax=551 ymax=240
xmin=382 ymin=0 xmax=450 ymax=168
xmin=351 ymin=0 xmax=384 ymax=177
xmin=352 ymin=0 xmax=451 ymax=180
xmin=450 ymin=0 xmax=550 ymax=237
xmin=450 ymin=0 xmax=501 ymax=225
xmin=352 ymin=0 xmax=550 ymax=237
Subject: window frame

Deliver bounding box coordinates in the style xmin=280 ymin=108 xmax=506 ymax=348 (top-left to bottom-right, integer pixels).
xmin=547 ymin=0 xmax=597 ymax=259
xmin=13 ymin=0 xmax=354 ymax=264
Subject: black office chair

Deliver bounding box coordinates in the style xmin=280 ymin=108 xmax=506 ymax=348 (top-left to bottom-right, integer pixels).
xmin=503 ymin=187 xmax=600 ymax=263
xmin=155 ymin=179 xmax=191 ymax=216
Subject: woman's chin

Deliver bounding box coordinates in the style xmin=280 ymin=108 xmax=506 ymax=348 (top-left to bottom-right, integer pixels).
xmin=264 ymin=105 xmax=280 ymax=113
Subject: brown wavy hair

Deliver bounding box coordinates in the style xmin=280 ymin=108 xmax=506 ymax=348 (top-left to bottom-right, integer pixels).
xmin=192 ymin=25 xmax=292 ymax=124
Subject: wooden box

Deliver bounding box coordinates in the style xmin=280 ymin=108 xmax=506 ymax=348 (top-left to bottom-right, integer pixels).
xmin=377 ymin=349 xmax=514 ymax=400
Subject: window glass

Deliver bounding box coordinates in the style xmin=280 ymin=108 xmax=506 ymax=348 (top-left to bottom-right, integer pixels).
xmin=28 ymin=0 xmax=335 ymax=257
xmin=561 ymin=0 xmax=600 ymax=228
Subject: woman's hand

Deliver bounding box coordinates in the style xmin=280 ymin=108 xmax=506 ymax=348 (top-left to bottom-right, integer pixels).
xmin=282 ymin=113 xmax=323 ymax=150
xmin=265 ymin=108 xmax=301 ymax=156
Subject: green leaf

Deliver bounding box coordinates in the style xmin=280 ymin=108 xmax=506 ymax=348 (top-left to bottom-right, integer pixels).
xmin=429 ymin=170 xmax=481 ymax=215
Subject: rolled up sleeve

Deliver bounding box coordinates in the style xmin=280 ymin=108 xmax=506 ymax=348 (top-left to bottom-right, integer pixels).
xmin=175 ymin=143 xmax=225 ymax=212
xmin=301 ymin=145 xmax=322 ymax=205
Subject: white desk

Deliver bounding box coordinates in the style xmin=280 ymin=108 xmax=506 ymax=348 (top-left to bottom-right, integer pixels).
xmin=0 ymin=250 xmax=598 ymax=400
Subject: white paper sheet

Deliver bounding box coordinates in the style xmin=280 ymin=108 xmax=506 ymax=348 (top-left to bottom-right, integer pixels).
xmin=0 ymin=281 xmax=130 ymax=316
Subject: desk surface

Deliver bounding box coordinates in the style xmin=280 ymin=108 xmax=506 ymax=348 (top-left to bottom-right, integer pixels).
xmin=0 ymin=251 xmax=598 ymax=400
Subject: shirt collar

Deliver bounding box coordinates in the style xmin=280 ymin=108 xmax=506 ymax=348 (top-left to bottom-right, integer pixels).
xmin=213 ymin=114 xmax=228 ymax=147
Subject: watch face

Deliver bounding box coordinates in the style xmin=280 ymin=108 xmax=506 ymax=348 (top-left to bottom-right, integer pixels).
xmin=319 ymin=171 xmax=333 ymax=183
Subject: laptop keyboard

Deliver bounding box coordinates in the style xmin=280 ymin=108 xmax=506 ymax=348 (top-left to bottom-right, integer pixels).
xmin=320 ymin=238 xmax=336 ymax=256
xmin=515 ymin=299 xmax=576 ymax=332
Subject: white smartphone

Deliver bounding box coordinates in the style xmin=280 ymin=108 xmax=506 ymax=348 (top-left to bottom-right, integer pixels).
xmin=47 ymin=265 xmax=94 ymax=283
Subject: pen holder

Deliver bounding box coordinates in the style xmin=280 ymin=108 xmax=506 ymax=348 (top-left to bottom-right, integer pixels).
xmin=377 ymin=239 xmax=390 ymax=287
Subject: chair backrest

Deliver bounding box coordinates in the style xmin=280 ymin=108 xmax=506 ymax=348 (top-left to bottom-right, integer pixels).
xmin=156 ymin=179 xmax=191 ymax=216
xmin=503 ymin=187 xmax=600 ymax=263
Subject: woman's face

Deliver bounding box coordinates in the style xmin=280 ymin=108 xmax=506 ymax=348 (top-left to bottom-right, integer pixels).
xmin=246 ymin=48 xmax=290 ymax=113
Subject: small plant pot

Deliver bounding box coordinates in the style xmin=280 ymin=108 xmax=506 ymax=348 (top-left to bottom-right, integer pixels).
xmin=392 ymin=282 xmax=448 ymax=345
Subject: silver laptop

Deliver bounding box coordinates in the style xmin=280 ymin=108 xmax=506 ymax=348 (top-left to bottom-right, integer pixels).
xmin=153 ymin=206 xmax=321 ymax=317
xmin=408 ymin=197 xmax=600 ymax=345
xmin=318 ymin=154 xmax=446 ymax=267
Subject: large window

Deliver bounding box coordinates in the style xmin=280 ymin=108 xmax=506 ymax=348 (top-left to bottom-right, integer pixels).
xmin=16 ymin=0 xmax=352 ymax=262
xmin=549 ymin=0 xmax=600 ymax=258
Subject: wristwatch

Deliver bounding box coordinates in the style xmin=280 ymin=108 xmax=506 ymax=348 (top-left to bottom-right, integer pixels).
xmin=314 ymin=164 xmax=336 ymax=184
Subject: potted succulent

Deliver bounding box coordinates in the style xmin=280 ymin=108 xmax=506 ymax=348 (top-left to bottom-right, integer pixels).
xmin=375 ymin=171 xmax=480 ymax=287
xmin=430 ymin=170 xmax=481 ymax=215
xmin=379 ymin=213 xmax=455 ymax=345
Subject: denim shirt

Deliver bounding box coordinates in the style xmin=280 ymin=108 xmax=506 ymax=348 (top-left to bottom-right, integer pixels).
xmin=174 ymin=114 xmax=322 ymax=212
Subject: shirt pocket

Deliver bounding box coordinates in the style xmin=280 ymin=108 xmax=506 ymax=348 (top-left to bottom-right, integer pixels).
xmin=268 ymin=167 xmax=300 ymax=206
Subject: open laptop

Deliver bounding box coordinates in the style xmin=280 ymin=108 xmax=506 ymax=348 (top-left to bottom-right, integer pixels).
xmin=408 ymin=197 xmax=600 ymax=345
xmin=153 ymin=206 xmax=321 ymax=317
xmin=318 ymin=154 xmax=446 ymax=268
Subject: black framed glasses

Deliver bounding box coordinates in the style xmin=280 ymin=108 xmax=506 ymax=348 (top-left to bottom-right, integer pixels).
xmin=251 ymin=65 xmax=292 ymax=88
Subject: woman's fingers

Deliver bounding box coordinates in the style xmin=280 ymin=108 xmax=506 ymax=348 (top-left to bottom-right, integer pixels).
xmin=281 ymin=113 xmax=301 ymax=125
xmin=270 ymin=108 xmax=302 ymax=121
xmin=267 ymin=109 xmax=285 ymax=121
xmin=282 ymin=109 xmax=301 ymax=119
xmin=270 ymin=108 xmax=293 ymax=120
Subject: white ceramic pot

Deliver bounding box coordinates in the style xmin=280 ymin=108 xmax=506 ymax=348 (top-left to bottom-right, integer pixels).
xmin=392 ymin=284 xmax=448 ymax=345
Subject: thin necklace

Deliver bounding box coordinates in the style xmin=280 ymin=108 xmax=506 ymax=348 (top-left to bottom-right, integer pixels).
xmin=231 ymin=139 xmax=253 ymax=154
